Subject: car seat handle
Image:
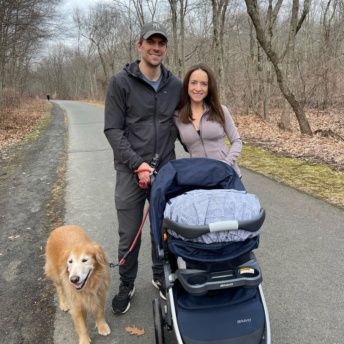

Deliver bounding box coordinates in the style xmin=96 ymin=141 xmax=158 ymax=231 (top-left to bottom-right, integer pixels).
xmin=163 ymin=208 xmax=265 ymax=239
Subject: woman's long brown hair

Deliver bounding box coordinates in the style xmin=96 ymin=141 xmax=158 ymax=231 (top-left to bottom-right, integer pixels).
xmin=178 ymin=63 xmax=225 ymax=127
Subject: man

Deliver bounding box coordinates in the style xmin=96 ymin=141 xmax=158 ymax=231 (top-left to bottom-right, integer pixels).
xmin=104 ymin=22 xmax=182 ymax=315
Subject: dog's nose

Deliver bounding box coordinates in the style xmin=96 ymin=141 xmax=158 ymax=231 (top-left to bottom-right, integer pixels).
xmin=70 ymin=275 xmax=80 ymax=284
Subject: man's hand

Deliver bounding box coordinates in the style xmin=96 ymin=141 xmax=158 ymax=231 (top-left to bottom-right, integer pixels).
xmin=135 ymin=162 xmax=155 ymax=189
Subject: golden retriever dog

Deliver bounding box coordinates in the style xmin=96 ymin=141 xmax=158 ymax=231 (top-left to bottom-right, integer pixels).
xmin=45 ymin=225 xmax=111 ymax=344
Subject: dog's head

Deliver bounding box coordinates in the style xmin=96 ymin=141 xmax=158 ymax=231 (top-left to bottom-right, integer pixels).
xmin=65 ymin=243 xmax=107 ymax=291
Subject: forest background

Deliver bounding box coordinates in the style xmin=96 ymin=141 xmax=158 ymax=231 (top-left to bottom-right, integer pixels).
xmin=1 ymin=0 xmax=344 ymax=208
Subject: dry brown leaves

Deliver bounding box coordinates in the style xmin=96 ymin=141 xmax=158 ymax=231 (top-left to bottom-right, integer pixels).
xmin=0 ymin=98 xmax=47 ymax=155
xmin=125 ymin=325 xmax=145 ymax=336
xmin=234 ymin=108 xmax=344 ymax=172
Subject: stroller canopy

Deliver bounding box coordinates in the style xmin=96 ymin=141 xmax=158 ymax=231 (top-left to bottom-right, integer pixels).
xmin=149 ymin=158 xmax=245 ymax=250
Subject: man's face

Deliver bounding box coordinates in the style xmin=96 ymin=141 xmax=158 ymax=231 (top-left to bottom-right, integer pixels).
xmin=137 ymin=35 xmax=167 ymax=67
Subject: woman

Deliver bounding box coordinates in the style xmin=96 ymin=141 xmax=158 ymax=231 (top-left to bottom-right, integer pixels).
xmin=175 ymin=63 xmax=242 ymax=177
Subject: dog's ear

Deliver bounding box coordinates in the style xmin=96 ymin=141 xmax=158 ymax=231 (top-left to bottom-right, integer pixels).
xmin=93 ymin=244 xmax=108 ymax=267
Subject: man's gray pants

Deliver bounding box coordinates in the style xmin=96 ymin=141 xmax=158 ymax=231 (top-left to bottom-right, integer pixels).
xmin=115 ymin=171 xmax=162 ymax=286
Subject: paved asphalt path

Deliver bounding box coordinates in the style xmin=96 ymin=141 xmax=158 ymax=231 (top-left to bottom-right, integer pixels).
xmin=53 ymin=101 xmax=344 ymax=344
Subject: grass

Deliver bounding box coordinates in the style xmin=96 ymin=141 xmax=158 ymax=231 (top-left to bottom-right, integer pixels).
xmin=239 ymin=144 xmax=344 ymax=209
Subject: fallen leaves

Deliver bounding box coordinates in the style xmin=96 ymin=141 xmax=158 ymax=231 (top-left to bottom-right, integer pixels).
xmin=0 ymin=98 xmax=48 ymax=159
xmin=125 ymin=325 xmax=145 ymax=336
xmin=234 ymin=108 xmax=344 ymax=172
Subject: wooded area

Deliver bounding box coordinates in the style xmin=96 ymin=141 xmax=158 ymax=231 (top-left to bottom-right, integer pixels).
xmin=1 ymin=0 xmax=344 ymax=136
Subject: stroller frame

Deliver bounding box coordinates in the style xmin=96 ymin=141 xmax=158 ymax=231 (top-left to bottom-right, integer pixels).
xmin=150 ymin=158 xmax=271 ymax=344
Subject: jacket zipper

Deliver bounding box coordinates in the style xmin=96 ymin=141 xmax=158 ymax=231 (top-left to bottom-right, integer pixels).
xmin=138 ymin=76 xmax=162 ymax=160
xmin=126 ymin=65 xmax=172 ymax=165
xmin=198 ymin=116 xmax=208 ymax=157
xmin=153 ymin=79 xmax=168 ymax=160
xmin=153 ymin=93 xmax=158 ymax=155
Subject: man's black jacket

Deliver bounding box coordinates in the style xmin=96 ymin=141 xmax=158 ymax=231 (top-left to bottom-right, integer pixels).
xmin=104 ymin=61 xmax=182 ymax=172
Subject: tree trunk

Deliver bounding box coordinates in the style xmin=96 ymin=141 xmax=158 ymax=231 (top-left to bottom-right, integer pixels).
xmin=320 ymin=0 xmax=337 ymax=109
xmin=168 ymin=0 xmax=179 ymax=75
xmin=211 ymin=0 xmax=229 ymax=100
xmin=131 ymin=0 xmax=145 ymax=25
xmin=244 ymin=0 xmax=313 ymax=135
xmin=179 ymin=0 xmax=187 ymax=77
xmin=278 ymin=100 xmax=292 ymax=131
xmin=274 ymin=63 xmax=311 ymax=134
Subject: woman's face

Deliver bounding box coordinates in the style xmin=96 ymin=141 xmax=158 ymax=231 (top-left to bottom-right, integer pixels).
xmin=188 ymin=69 xmax=208 ymax=105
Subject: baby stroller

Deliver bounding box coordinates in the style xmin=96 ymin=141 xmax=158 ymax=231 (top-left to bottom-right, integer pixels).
xmin=150 ymin=158 xmax=271 ymax=344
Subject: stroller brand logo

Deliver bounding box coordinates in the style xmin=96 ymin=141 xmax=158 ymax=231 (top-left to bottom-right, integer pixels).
xmin=220 ymin=282 xmax=234 ymax=287
xmin=237 ymin=318 xmax=252 ymax=324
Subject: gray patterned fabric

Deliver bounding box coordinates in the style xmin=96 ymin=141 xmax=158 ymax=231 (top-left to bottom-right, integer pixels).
xmin=164 ymin=189 xmax=261 ymax=244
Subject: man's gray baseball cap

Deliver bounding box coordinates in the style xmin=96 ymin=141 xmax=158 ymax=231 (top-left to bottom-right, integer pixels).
xmin=140 ymin=22 xmax=168 ymax=41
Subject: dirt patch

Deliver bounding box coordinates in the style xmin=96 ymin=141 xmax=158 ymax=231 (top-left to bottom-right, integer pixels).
xmin=0 ymin=104 xmax=67 ymax=343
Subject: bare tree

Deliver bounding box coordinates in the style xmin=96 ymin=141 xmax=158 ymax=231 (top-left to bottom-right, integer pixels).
xmin=168 ymin=0 xmax=188 ymax=77
xmin=168 ymin=0 xmax=179 ymax=71
xmin=0 ymin=0 xmax=61 ymax=96
xmin=319 ymin=0 xmax=339 ymax=109
xmin=116 ymin=1 xmax=142 ymax=61
xmin=130 ymin=0 xmax=160 ymax=24
xmin=244 ymin=0 xmax=313 ymax=135
xmin=211 ymin=0 xmax=229 ymax=97
xmin=131 ymin=0 xmax=145 ymax=25
xmin=23 ymin=0 xmax=344 ymax=113
xmin=74 ymin=3 xmax=126 ymax=89
xmin=146 ymin=0 xmax=159 ymax=20
xmin=179 ymin=0 xmax=188 ymax=76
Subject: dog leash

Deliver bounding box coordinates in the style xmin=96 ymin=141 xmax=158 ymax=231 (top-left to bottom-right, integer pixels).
xmin=109 ymin=205 xmax=150 ymax=268
xmin=109 ymin=155 xmax=159 ymax=269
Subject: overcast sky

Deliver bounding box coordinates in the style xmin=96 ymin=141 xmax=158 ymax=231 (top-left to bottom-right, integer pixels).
xmin=57 ymin=0 xmax=114 ymax=26
xmin=59 ymin=0 xmax=100 ymax=12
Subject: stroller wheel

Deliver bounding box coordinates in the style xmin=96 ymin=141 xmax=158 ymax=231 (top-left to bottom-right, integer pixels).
xmin=152 ymin=298 xmax=165 ymax=344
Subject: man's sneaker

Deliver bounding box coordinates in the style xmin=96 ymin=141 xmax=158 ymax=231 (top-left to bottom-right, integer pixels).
xmin=152 ymin=278 xmax=166 ymax=300
xmin=112 ymin=283 xmax=135 ymax=315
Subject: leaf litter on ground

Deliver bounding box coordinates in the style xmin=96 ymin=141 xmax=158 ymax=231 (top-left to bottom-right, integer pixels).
xmin=125 ymin=325 xmax=145 ymax=336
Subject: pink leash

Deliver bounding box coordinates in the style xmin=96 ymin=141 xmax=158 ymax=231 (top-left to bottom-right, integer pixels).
xmin=109 ymin=205 xmax=150 ymax=268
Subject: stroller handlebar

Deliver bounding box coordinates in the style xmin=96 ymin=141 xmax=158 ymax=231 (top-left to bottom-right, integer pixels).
xmin=163 ymin=208 xmax=265 ymax=239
